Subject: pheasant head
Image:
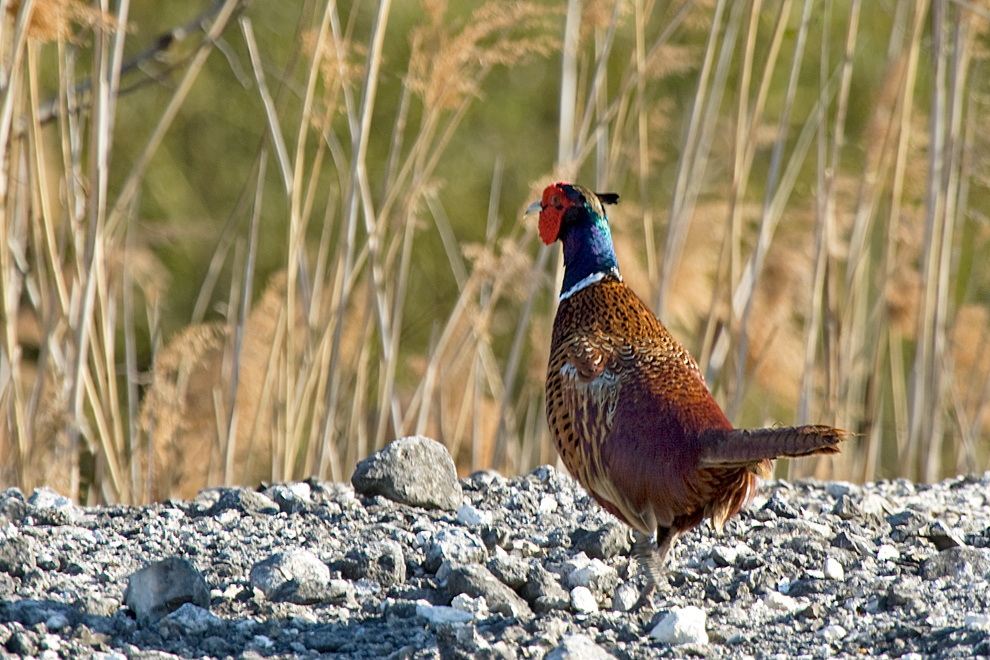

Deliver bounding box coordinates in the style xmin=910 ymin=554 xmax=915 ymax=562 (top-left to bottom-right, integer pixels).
xmin=527 ymin=182 xmax=621 ymax=300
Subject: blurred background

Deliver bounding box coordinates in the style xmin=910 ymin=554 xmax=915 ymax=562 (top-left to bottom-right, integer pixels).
xmin=0 ymin=0 xmax=988 ymax=504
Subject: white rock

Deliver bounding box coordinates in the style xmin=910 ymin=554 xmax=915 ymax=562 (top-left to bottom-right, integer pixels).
xmin=649 ymin=606 xmax=708 ymax=646
xmin=764 ymin=591 xmax=799 ymax=613
xmin=562 ymin=552 xmax=591 ymax=576
xmin=710 ymin=544 xmax=738 ymax=567
xmin=249 ymin=549 xmax=330 ymax=599
xmin=416 ymin=603 xmax=474 ymax=625
xmin=861 ymin=493 xmax=892 ymax=517
xmin=799 ymin=520 xmax=832 ymax=537
xmin=539 ymin=496 xmax=558 ymax=514
xmin=28 ymin=486 xmax=74 ymax=510
xmin=456 ymin=503 xmax=493 ymax=527
xmin=217 ymin=509 xmax=240 ymax=525
xmin=286 ymin=481 xmax=312 ymax=500
xmin=877 ymin=544 xmax=900 ymax=562
xmin=824 ymin=557 xmax=845 ymax=580
xmin=612 ymin=583 xmax=640 ymax=612
xmin=354 ymin=579 xmax=380 ymax=596
xmin=508 ymin=538 xmax=541 ymax=557
xmin=425 ymin=527 xmax=488 ymax=569
xmin=964 ymin=612 xmax=990 ymax=629
xmin=451 ymin=593 xmax=489 ymax=619
xmin=570 ymin=586 xmax=599 ymax=614
xmin=568 ymin=558 xmax=618 ymax=593
xmin=45 ymin=612 xmax=70 ymax=631
xmin=815 ymin=624 xmax=847 ymax=642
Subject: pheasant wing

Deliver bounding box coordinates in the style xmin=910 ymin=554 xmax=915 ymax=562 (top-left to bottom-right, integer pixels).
xmin=591 ymin=337 xmax=738 ymax=533
xmin=553 ymin=338 xmax=622 ymax=498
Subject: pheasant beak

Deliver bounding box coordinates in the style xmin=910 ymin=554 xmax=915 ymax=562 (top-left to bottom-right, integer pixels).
xmin=525 ymin=199 xmax=543 ymax=215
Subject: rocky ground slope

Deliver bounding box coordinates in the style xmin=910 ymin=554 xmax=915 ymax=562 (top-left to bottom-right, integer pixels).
xmin=1 ymin=435 xmax=989 ymax=659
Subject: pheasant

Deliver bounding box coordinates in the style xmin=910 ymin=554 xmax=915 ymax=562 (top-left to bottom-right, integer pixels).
xmin=527 ymin=182 xmax=848 ymax=603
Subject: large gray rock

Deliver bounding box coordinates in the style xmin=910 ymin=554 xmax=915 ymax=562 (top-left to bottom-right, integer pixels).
xmin=351 ymin=435 xmax=463 ymax=511
xmin=250 ymin=549 xmax=330 ymax=604
xmin=520 ymin=564 xmax=570 ymax=613
xmin=443 ymin=563 xmax=533 ymax=619
xmin=0 ymin=535 xmax=35 ymax=578
xmin=123 ymin=557 xmax=210 ymax=624
xmin=339 ymin=539 xmax=406 ymax=588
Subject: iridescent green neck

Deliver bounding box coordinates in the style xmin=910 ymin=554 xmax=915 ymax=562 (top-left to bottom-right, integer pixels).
xmin=558 ymin=209 xmax=620 ymax=300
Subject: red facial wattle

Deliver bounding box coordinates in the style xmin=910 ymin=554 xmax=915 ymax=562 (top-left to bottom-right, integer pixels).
xmin=539 ymin=208 xmax=561 ymax=245
xmin=538 ymin=185 xmax=567 ymax=245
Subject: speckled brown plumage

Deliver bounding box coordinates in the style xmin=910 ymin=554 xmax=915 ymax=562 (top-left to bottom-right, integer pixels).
xmin=529 ymin=182 xmax=848 ymax=601
xmin=546 ymin=277 xmax=766 ymax=537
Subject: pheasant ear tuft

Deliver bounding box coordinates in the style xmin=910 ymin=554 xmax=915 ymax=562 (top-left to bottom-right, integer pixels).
xmin=597 ymin=193 xmax=620 ymax=205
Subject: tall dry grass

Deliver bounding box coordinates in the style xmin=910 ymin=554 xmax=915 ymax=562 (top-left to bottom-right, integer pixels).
xmin=0 ymin=0 xmax=988 ymax=503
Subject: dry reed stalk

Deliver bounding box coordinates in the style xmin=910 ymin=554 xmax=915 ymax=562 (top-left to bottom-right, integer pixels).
xmin=271 ymin=0 xmax=559 ymax=481
xmin=657 ymin=0 xmax=732 ymax=319
xmin=107 ymin=0 xmax=247 ymax=233
xmin=722 ymin=0 xmax=792 ymax=418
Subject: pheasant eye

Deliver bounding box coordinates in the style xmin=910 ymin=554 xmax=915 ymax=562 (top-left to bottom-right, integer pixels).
xmin=550 ymin=193 xmax=562 ymax=208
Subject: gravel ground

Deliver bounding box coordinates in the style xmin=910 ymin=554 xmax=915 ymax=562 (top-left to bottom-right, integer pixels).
xmin=2 ymin=435 xmax=989 ymax=660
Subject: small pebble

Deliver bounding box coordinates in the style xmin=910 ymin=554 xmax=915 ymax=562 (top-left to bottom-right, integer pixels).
xmin=456 ymin=503 xmax=493 ymax=527
xmin=547 ymin=634 xmax=616 ymax=660
xmin=452 ymin=593 xmax=489 ymax=619
xmin=568 ymin=558 xmax=617 ymax=593
xmin=824 ymin=557 xmax=844 ymax=580
xmin=764 ymin=591 xmax=799 ymax=613
xmin=815 ymin=624 xmax=847 ymax=642
xmin=649 ymin=606 xmax=708 ymax=646
xmin=416 ymin=603 xmax=474 ymax=625
xmin=964 ymin=613 xmax=990 ymax=629
xmin=570 ymin=586 xmax=598 ymax=614
xmin=539 ymin=496 xmax=558 ymax=515
xmin=612 ymin=583 xmax=640 ymax=612
xmin=877 ymin=544 xmax=900 ymax=562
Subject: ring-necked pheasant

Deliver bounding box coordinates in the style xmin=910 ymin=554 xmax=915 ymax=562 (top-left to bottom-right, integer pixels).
xmin=527 ymin=182 xmax=848 ymax=604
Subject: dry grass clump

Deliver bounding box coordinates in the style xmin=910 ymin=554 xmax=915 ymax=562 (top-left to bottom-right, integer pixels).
xmin=6 ymin=0 xmax=118 ymax=41
xmin=137 ymin=273 xmax=311 ymax=501
xmin=407 ymin=0 xmax=558 ymax=112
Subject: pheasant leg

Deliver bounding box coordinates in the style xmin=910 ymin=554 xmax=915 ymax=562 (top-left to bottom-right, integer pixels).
xmin=631 ymin=526 xmax=679 ymax=610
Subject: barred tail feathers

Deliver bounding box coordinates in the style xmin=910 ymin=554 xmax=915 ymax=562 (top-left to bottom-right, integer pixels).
xmin=698 ymin=425 xmax=849 ymax=468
